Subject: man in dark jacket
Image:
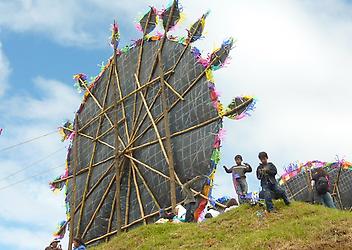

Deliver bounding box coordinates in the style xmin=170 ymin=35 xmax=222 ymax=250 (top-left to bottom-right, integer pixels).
xmin=223 ymin=155 xmax=252 ymax=204
xmin=181 ymin=175 xmax=203 ymax=222
xmin=256 ymin=152 xmax=290 ymax=212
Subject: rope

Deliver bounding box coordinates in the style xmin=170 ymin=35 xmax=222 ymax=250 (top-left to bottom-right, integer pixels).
xmin=0 ymin=164 xmax=64 ymax=192
xmin=0 ymin=130 xmax=58 ymax=153
xmin=0 ymin=146 xmax=66 ymax=182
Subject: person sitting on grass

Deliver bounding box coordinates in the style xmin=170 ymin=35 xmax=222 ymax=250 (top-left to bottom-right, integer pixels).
xmin=256 ymin=152 xmax=290 ymax=212
xmin=181 ymin=175 xmax=204 ymax=222
xmin=311 ymin=168 xmax=336 ymax=209
xmin=223 ymin=155 xmax=252 ymax=204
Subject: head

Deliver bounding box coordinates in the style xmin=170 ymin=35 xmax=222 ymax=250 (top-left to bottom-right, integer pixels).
xmin=315 ymin=167 xmax=328 ymax=176
xmin=234 ymin=155 xmax=243 ymax=165
xmin=50 ymin=240 xmax=60 ymax=247
xmin=258 ymin=152 xmax=268 ymax=165
xmin=73 ymin=238 xmax=85 ymax=248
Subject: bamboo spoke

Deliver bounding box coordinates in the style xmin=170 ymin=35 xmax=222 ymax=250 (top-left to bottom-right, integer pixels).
xmin=68 ymin=114 xmax=79 ymax=250
xmin=81 ymin=173 xmax=116 ymax=238
xmin=77 ymin=71 xmax=172 ymax=133
xmin=124 ymin=154 xmax=169 ymax=180
xmin=134 ymin=74 xmax=170 ymax=165
xmin=130 ymin=158 xmax=161 ymax=210
xmin=124 ymin=166 xmax=132 ymax=227
xmin=62 ymin=126 xmax=115 ymax=150
xmin=130 ymin=49 xmax=234 ymax=148
xmin=77 ymin=70 xmax=113 ymax=233
xmin=131 ymin=163 xmax=146 ymax=225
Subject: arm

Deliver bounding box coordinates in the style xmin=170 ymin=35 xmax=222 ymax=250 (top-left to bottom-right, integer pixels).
xmin=223 ymin=166 xmax=232 ymax=174
xmin=256 ymin=166 xmax=263 ymax=180
xmin=244 ymin=163 xmax=252 ymax=173
xmin=183 ymin=176 xmax=202 ymax=189
xmin=266 ymin=163 xmax=277 ymax=176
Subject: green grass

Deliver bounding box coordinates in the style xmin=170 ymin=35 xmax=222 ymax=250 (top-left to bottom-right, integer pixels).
xmin=91 ymin=202 xmax=352 ymax=250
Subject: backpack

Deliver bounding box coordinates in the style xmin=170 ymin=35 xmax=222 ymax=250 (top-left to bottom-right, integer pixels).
xmin=316 ymin=176 xmax=329 ymax=195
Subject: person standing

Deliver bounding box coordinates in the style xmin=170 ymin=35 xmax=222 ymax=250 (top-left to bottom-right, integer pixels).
xmin=311 ymin=168 xmax=336 ymax=208
xmin=223 ymin=155 xmax=252 ymax=204
xmin=73 ymin=238 xmax=86 ymax=250
xmin=181 ymin=175 xmax=203 ymax=222
xmin=256 ymin=152 xmax=290 ymax=212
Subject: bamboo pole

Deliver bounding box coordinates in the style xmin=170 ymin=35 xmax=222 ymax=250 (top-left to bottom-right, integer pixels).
xmin=131 ymin=164 xmax=146 ymax=225
xmin=79 ymin=78 xmax=114 ymax=128
xmin=127 ymin=98 xmax=253 ymax=152
xmin=112 ymin=55 xmax=123 ymax=235
xmin=130 ymin=0 xmax=177 ymax=136
xmin=81 ymin=173 xmax=116 ymax=238
xmin=106 ymin=189 xmax=117 ymax=242
xmin=68 ymin=113 xmax=79 ymax=250
xmin=158 ymin=53 xmax=177 ymax=212
xmin=134 ymin=74 xmax=170 ymax=165
xmin=62 ymin=126 xmax=115 ymax=150
xmin=77 ymin=67 xmax=113 ymax=235
xmin=131 ymin=8 xmax=152 ymax=128
xmin=130 ymin=159 xmax=161 ymax=209
xmin=332 ymin=163 xmax=343 ymax=209
xmin=129 ymin=49 xmax=233 ymax=147
xmin=124 ymin=166 xmax=132 ymax=227
xmin=77 ymin=71 xmax=172 ymax=133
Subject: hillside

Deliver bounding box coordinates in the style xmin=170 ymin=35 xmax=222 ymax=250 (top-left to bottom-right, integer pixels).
xmin=91 ymin=202 xmax=352 ymax=250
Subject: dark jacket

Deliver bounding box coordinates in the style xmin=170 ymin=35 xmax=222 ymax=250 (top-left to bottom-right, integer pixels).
xmin=256 ymin=162 xmax=277 ymax=186
xmin=224 ymin=163 xmax=252 ymax=179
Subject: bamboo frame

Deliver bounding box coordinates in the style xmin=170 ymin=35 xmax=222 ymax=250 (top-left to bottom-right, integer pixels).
xmin=62 ymin=126 xmax=115 ymax=150
xmin=124 ymin=166 xmax=132 ymax=227
xmin=77 ymin=71 xmax=172 ymax=133
xmin=134 ymin=74 xmax=170 ymax=166
xmin=81 ymin=173 xmax=116 ymax=238
xmin=77 ymin=67 xmax=113 ymax=235
xmin=68 ymin=113 xmax=79 ymax=250
xmin=332 ymin=163 xmax=343 ymax=209
xmin=127 ymin=98 xmax=253 ymax=152
xmin=129 ymin=49 xmax=241 ymax=149
xmin=131 ymin=163 xmax=146 ymax=225
xmin=158 ymin=53 xmax=177 ymax=212
xmin=130 ymin=158 xmax=161 ymax=209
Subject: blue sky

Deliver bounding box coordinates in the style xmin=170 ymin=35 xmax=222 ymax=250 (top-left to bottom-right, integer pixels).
xmin=0 ymin=0 xmax=352 ymax=249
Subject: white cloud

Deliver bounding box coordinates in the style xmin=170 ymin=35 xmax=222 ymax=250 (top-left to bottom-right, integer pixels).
xmin=0 ymin=76 xmax=80 ymax=250
xmin=0 ymin=42 xmax=10 ymax=96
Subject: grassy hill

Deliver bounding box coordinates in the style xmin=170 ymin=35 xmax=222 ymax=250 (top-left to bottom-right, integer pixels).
xmin=91 ymin=202 xmax=352 ymax=250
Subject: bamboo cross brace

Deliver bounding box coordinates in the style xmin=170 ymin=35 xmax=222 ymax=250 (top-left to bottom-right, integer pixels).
xmin=164 ymin=79 xmax=184 ymax=101
xmin=123 ymin=153 xmax=224 ymax=208
xmin=68 ymin=113 xmax=79 ymax=249
xmin=124 ymin=153 xmax=169 ymax=180
xmin=106 ymin=190 xmax=117 ymax=240
xmin=62 ymin=126 xmax=115 ymax=150
xmin=128 ymin=88 xmax=162 ymax=146
xmin=114 ymin=65 xmax=130 ymax=141
xmin=124 ymin=166 xmax=132 ymax=227
xmin=69 ymin=162 xmax=115 ymax=219
xmin=131 ymin=8 xmax=152 ymax=128
xmin=130 ymin=49 xmax=232 ymax=146
xmin=130 ymin=0 xmax=176 ymax=137
xmin=81 ymin=173 xmax=116 ymax=238
xmin=158 ymin=53 xmax=177 ymax=212
xmin=131 ymin=163 xmax=146 ymax=225
xmin=79 ymin=78 xmax=114 ymax=128
xmin=128 ymin=98 xmax=253 ymax=152
xmin=129 ymin=158 xmax=161 ymax=209
xmin=77 ymin=71 xmax=172 ymax=133
xmin=134 ymin=74 xmax=170 ymax=166
xmin=77 ymin=70 xmax=112 ymax=233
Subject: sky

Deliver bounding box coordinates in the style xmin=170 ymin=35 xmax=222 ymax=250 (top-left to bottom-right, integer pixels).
xmin=0 ymin=0 xmax=351 ymax=249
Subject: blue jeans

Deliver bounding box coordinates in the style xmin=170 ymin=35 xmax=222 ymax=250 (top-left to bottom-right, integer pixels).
xmin=262 ymin=182 xmax=290 ymax=211
xmin=316 ymin=192 xmax=336 ymax=208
